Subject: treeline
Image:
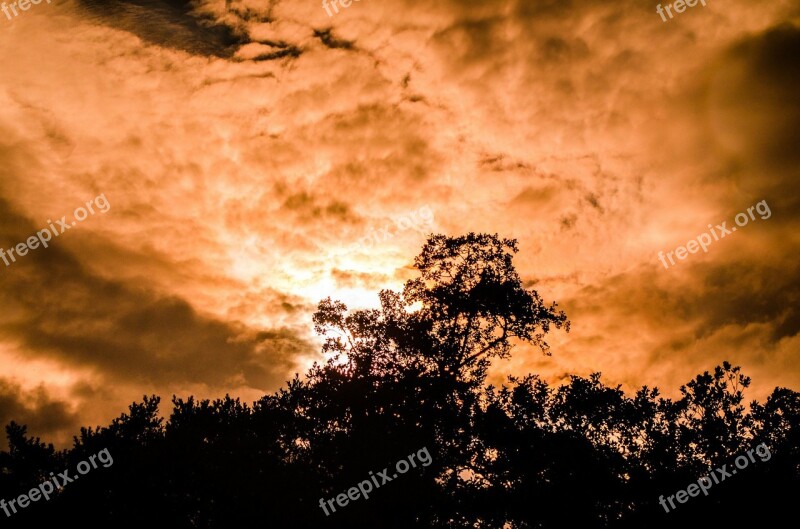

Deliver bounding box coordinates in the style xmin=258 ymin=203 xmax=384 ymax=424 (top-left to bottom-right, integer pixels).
xmin=1 ymin=234 xmax=796 ymax=527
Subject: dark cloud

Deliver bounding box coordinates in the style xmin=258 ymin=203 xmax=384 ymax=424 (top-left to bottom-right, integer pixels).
xmin=76 ymin=0 xmax=246 ymax=58
xmin=655 ymin=258 xmax=800 ymax=341
xmin=678 ymin=259 xmax=800 ymax=343
xmin=562 ymin=249 xmax=800 ymax=394
xmin=313 ymin=29 xmax=355 ymax=50
xmin=0 ymin=197 xmax=310 ymax=390
xmin=251 ymin=42 xmax=303 ymax=62
xmin=75 ymin=0 xmax=315 ymax=63
xmin=0 ymin=379 xmax=79 ymax=439
xmin=279 ymin=191 xmax=355 ymax=224
xmin=708 ymin=24 xmax=800 ymax=172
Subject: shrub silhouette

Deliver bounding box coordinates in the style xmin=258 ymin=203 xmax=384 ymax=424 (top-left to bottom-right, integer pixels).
xmin=0 ymin=233 xmax=796 ymax=528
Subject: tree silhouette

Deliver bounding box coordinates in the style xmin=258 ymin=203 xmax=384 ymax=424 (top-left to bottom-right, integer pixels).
xmin=0 ymin=233 xmax=796 ymax=528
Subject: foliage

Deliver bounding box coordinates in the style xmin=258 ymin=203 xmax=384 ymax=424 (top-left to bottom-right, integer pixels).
xmin=0 ymin=234 xmax=794 ymax=528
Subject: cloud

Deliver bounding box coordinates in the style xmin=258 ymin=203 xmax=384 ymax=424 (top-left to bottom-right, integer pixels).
xmin=0 ymin=378 xmax=80 ymax=442
xmin=706 ymin=24 xmax=800 ymax=186
xmin=0 ymin=195 xmax=310 ymax=390
xmin=0 ymin=0 xmax=796 ymax=444
xmin=76 ymin=0 xmax=246 ymax=58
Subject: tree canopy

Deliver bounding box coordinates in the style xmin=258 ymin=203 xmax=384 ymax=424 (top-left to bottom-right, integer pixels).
xmin=0 ymin=233 xmax=795 ymax=528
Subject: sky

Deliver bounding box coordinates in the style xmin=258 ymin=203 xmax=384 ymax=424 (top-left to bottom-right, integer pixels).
xmin=0 ymin=0 xmax=798 ymax=446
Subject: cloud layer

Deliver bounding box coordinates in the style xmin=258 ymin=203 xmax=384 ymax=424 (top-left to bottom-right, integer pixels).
xmin=0 ymin=0 xmax=797 ymax=444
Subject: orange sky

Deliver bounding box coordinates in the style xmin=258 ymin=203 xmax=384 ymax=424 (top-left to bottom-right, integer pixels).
xmin=0 ymin=0 xmax=798 ymax=446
